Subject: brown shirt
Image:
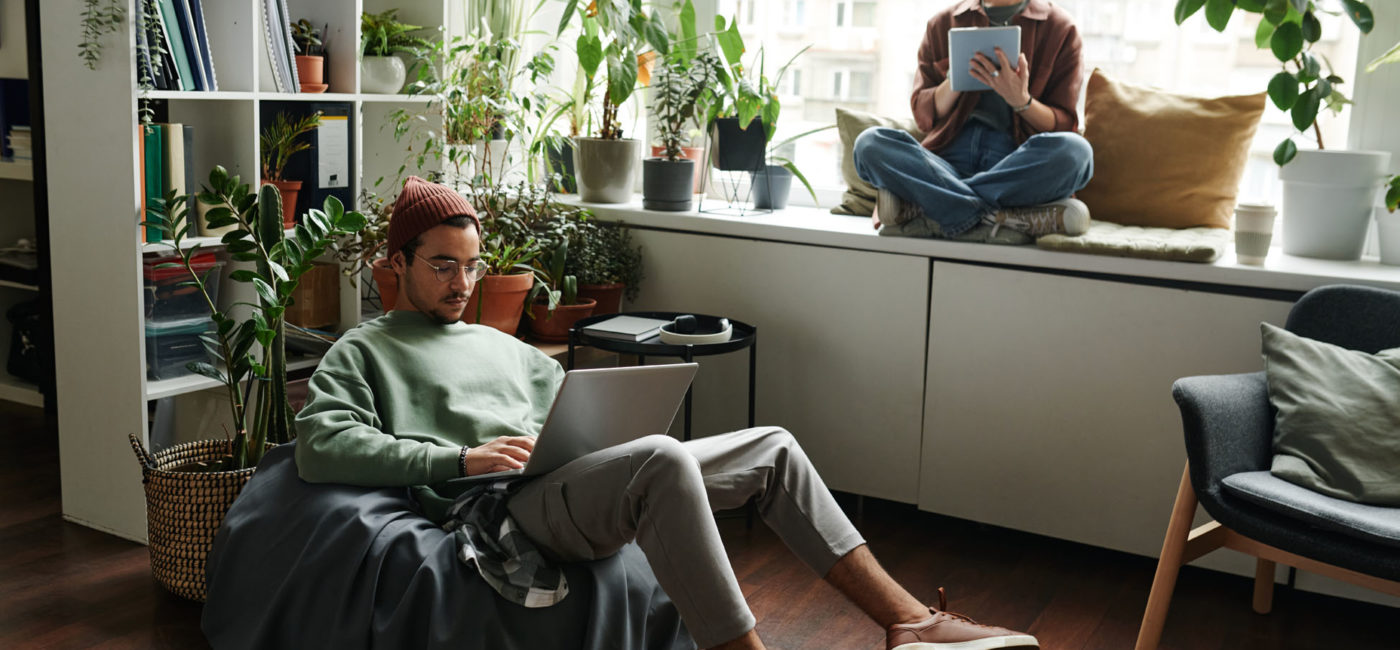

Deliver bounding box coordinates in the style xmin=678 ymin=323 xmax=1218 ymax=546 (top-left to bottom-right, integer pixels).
xmin=911 ymin=0 xmax=1083 ymax=152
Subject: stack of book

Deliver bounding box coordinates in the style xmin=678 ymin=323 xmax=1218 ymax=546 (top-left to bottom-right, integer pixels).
xmin=5 ymin=126 xmax=31 ymax=161
xmin=137 ymin=0 xmax=218 ymax=92
xmin=138 ymin=122 xmax=198 ymax=243
xmin=260 ymin=0 xmax=301 ymax=93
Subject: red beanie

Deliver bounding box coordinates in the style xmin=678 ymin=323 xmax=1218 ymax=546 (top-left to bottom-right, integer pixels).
xmin=386 ymin=176 xmax=481 ymax=255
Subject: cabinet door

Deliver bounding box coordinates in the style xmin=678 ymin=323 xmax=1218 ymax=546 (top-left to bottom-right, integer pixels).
xmin=922 ymin=262 xmax=1293 ymax=560
xmin=628 ymin=230 xmax=929 ymax=503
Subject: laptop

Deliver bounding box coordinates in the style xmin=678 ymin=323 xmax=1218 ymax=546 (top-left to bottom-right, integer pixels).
xmin=448 ymin=363 xmax=699 ymax=484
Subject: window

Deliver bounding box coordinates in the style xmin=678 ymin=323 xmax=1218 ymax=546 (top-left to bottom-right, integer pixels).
xmin=706 ymin=0 xmax=1364 ymax=209
xmin=779 ymin=69 xmax=804 ymax=97
xmin=784 ymin=0 xmax=807 ymax=27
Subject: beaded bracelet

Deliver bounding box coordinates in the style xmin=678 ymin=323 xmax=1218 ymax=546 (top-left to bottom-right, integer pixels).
xmin=459 ymin=446 xmax=470 ymax=477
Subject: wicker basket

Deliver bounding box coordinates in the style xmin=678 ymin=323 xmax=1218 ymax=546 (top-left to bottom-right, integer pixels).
xmin=129 ymin=434 xmax=260 ymax=602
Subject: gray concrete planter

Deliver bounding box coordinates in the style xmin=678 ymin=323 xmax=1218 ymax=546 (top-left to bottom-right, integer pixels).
xmin=574 ymin=137 xmax=641 ymax=203
xmin=751 ymin=164 xmax=793 ymax=210
xmin=643 ymin=158 xmax=696 ymax=212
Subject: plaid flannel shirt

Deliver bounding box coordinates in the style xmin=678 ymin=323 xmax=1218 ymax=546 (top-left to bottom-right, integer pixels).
xmin=444 ymin=478 xmax=570 ymax=608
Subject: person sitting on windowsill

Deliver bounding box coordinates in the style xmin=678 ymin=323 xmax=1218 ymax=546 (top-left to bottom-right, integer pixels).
xmin=855 ymin=0 xmax=1093 ymax=245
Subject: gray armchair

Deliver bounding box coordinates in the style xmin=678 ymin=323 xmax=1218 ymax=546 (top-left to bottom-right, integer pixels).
xmin=1135 ymin=284 xmax=1400 ymax=650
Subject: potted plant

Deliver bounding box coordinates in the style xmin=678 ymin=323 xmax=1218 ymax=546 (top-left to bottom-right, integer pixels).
xmin=528 ymin=240 xmax=597 ymax=342
xmin=750 ymin=125 xmax=835 ymax=210
xmin=707 ymin=16 xmax=809 ymax=173
xmin=646 ymin=47 xmax=722 ymax=211
xmin=291 ymin=19 xmax=327 ymax=93
xmin=557 ymin=0 xmax=670 ymax=203
xmin=360 ymin=9 xmax=428 ymax=94
xmin=261 ymin=110 xmax=320 ymax=228
xmin=568 ymin=220 xmax=643 ymax=315
xmin=136 ymin=166 xmax=367 ymax=600
xmin=1174 ymin=0 xmax=1399 ymax=260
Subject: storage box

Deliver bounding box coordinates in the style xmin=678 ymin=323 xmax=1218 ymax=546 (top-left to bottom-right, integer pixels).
xmin=145 ymin=315 xmax=213 ymax=380
xmin=285 ymin=262 xmax=341 ymax=330
xmin=143 ymin=252 xmax=223 ymax=324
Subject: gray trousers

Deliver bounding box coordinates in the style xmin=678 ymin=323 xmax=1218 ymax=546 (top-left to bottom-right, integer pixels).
xmin=506 ymin=427 xmax=866 ymax=648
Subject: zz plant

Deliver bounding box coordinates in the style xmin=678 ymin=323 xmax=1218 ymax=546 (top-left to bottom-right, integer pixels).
xmin=145 ymin=166 xmax=367 ymax=470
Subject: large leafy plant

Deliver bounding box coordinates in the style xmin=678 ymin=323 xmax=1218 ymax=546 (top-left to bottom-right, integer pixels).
xmin=1173 ymin=0 xmax=1399 ymax=209
xmin=145 ymin=167 xmax=367 ymax=470
xmin=708 ymin=14 xmax=808 ymax=143
xmin=557 ymin=0 xmax=671 ymax=140
xmin=653 ymin=51 xmax=722 ymax=161
xmin=567 ymin=220 xmax=644 ymax=302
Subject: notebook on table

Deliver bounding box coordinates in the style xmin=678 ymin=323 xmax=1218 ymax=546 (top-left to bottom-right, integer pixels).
xmin=448 ymin=363 xmax=699 ymax=484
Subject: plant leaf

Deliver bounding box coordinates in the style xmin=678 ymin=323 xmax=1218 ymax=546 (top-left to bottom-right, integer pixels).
xmin=1340 ymin=0 xmax=1373 ymax=34
xmin=187 ymin=361 xmax=225 ymax=383
xmin=1273 ymin=138 xmax=1298 ymax=165
xmin=1270 ymin=21 xmax=1303 ymax=61
xmin=1204 ymin=0 xmax=1233 ymax=31
xmin=1267 ymin=72 xmax=1299 ymax=110
xmin=577 ymin=33 xmax=603 ymax=79
xmin=252 ymin=277 xmax=279 ymax=307
xmin=1290 ymin=87 xmax=1320 ymax=131
xmin=1386 ymin=177 xmax=1400 ymax=212
xmin=1174 ymin=0 xmax=1208 ymax=24
xmin=1365 ymin=41 xmax=1400 ymax=73
xmin=1254 ymin=16 xmax=1277 ymax=49
xmin=1300 ymin=11 xmax=1321 ymax=43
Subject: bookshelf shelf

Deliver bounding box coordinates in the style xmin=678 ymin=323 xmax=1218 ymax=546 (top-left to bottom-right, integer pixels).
xmin=0 ymin=279 xmax=39 ymax=291
xmin=143 ymin=90 xmax=258 ymax=101
xmin=0 ymin=374 xmax=42 ymax=408
xmin=0 ymin=159 xmax=33 ymax=181
xmin=145 ymin=354 xmax=323 ymax=401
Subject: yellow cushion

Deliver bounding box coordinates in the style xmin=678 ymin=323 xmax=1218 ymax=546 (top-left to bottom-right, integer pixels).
xmin=1077 ymin=69 xmax=1266 ymax=230
xmin=832 ymin=107 xmax=923 ymax=217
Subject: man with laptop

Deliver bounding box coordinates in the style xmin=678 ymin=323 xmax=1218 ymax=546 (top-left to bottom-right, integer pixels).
xmin=853 ymin=0 xmax=1093 ymax=245
xmin=295 ymin=176 xmax=1038 ymax=649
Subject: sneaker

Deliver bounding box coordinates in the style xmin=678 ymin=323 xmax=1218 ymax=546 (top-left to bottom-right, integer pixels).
xmin=948 ymin=222 xmax=1033 ymax=246
xmin=877 ymin=189 xmax=925 ymax=227
xmin=887 ymin=588 xmax=1038 ymax=650
xmin=987 ymin=198 xmax=1090 ymax=238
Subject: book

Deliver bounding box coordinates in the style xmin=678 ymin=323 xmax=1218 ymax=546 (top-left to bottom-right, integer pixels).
xmin=581 ymin=315 xmax=671 ymax=342
xmin=186 ymin=0 xmax=218 ymax=91
xmin=138 ymin=123 xmax=147 ymax=242
xmin=152 ymin=0 xmax=183 ymax=91
xmin=277 ymin=0 xmax=300 ymax=90
xmin=161 ymin=123 xmax=186 ymax=236
xmin=172 ymin=0 xmax=208 ymax=91
xmin=143 ymin=124 xmax=164 ymax=242
xmin=260 ymin=0 xmax=292 ymax=92
xmin=182 ymin=125 xmax=197 ymax=216
xmin=157 ymin=0 xmax=197 ymax=91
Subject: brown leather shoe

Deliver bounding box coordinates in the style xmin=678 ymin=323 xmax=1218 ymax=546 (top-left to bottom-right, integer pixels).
xmin=886 ymin=588 xmax=1038 ymax=649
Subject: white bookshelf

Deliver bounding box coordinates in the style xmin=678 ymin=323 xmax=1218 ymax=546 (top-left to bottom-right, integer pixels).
xmin=41 ymin=0 xmax=451 ymax=542
xmin=0 ymin=0 xmax=40 ymax=409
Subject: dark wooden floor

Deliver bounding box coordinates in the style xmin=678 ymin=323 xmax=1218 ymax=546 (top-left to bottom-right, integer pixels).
xmin=2 ymin=400 xmax=1396 ymax=649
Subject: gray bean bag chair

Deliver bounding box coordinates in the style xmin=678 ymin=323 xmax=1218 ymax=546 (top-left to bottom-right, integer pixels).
xmin=202 ymin=443 xmax=694 ymax=650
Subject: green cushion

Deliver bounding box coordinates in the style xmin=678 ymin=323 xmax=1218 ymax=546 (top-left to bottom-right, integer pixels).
xmin=1262 ymin=322 xmax=1400 ymax=506
xmin=831 ymin=107 xmax=923 ymax=217
xmin=1035 ymin=220 xmax=1230 ymax=263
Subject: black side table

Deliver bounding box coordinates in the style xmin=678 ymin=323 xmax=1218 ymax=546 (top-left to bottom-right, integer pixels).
xmin=568 ymin=312 xmax=757 ymax=441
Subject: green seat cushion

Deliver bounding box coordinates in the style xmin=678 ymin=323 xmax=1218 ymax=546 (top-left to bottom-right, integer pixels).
xmin=1035 ymin=219 xmax=1230 ymax=263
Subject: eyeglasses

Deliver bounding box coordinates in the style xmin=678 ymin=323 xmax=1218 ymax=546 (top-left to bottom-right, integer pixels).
xmin=414 ymin=254 xmax=489 ymax=283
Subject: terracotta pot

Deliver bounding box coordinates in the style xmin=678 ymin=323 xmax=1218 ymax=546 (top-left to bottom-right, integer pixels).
xmin=295 ymin=55 xmax=325 ymax=90
xmin=528 ymin=299 xmax=597 ymax=343
xmin=463 ymin=273 xmax=535 ymax=335
xmin=577 ymin=283 xmax=625 ymax=315
xmin=371 ymin=257 xmax=398 ymax=311
xmin=651 ymin=146 xmax=706 ymax=193
xmin=265 ymin=179 xmax=302 ymax=228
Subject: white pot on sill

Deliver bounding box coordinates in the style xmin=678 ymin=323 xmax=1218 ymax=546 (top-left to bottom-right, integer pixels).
xmin=361 ymin=55 xmax=406 ymax=94
xmin=1278 ymin=149 xmax=1391 ymax=261
xmin=1376 ymin=206 xmax=1400 ymax=267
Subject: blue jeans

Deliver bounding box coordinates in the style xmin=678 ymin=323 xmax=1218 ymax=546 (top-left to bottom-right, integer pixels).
xmin=853 ymin=123 xmax=1094 ymax=235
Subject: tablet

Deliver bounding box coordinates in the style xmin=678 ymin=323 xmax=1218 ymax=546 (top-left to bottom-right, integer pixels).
xmin=948 ymin=26 xmax=1021 ymax=92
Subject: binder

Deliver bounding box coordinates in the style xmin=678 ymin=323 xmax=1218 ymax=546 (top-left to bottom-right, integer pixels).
xmin=143 ymin=124 xmax=165 ymax=242
xmin=186 ymin=0 xmax=218 ymax=91
xmin=152 ymin=1 xmax=184 ymax=91
xmin=172 ymin=0 xmax=208 ymax=91
xmin=157 ymin=0 xmax=196 ymax=91
xmin=305 ymin=103 xmax=353 ymax=216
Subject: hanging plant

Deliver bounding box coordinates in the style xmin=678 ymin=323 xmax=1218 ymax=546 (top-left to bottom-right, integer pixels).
xmin=79 ymin=0 xmax=126 ymax=70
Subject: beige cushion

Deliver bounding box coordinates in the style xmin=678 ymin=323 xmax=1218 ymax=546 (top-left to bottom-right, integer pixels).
xmin=831 ymin=107 xmax=923 ymax=217
xmin=1036 ymin=219 xmax=1231 ymax=263
xmin=1076 ymin=69 xmax=1266 ymax=230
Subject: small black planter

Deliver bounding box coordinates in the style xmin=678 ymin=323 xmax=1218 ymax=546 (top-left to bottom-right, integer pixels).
xmin=643 ymin=158 xmax=696 ymax=212
xmin=546 ymin=139 xmax=577 ymax=193
xmin=710 ymin=117 xmax=767 ymax=172
xmin=751 ymin=164 xmax=794 ymax=210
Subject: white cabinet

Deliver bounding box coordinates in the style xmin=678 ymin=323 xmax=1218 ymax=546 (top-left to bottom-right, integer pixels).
xmin=627 ymin=229 xmax=930 ymax=503
xmin=920 ymin=262 xmax=1293 ymax=569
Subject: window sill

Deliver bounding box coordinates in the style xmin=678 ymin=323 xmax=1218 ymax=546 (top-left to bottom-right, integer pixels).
xmin=562 ymin=195 xmax=1400 ymax=295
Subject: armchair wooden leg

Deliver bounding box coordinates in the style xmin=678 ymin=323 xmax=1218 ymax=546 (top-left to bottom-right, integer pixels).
xmin=1136 ymin=465 xmax=1198 ymax=650
xmin=1253 ymin=558 xmax=1276 ymax=614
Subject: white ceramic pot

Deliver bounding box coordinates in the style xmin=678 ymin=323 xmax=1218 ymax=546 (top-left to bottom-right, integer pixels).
xmin=361 ymin=55 xmax=406 ymax=94
xmin=1377 ymin=206 xmax=1400 ymax=267
xmin=574 ymin=137 xmax=641 ymax=204
xmin=474 ymin=139 xmax=510 ymax=183
xmin=1279 ymin=149 xmax=1392 ymax=261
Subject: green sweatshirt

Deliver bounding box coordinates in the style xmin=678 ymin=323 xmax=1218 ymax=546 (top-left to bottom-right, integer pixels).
xmin=294 ymin=310 xmax=565 ymax=522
